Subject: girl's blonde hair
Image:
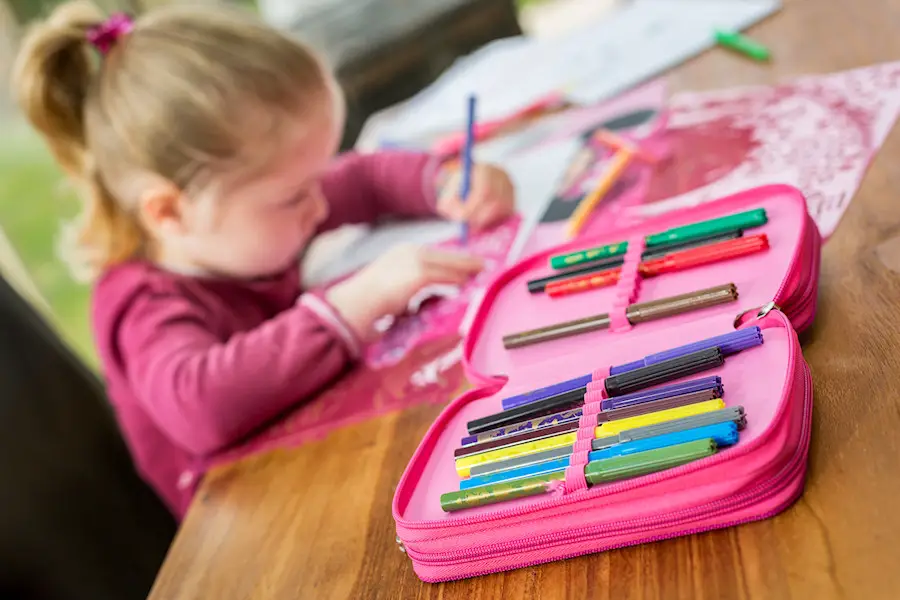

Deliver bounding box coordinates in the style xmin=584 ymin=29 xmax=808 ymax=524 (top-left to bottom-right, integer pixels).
xmin=12 ymin=1 xmax=330 ymax=280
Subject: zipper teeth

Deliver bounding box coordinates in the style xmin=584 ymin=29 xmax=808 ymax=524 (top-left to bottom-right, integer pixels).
xmin=398 ymin=312 xmax=800 ymax=532
xmin=410 ymin=362 xmax=811 ymax=569
xmin=772 ymin=213 xmax=815 ymax=308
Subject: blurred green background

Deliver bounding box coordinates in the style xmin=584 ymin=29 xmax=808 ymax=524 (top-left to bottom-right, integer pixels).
xmin=0 ymin=122 xmax=92 ymax=362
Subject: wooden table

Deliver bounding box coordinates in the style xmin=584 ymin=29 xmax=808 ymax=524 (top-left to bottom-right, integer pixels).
xmin=149 ymin=0 xmax=900 ymax=597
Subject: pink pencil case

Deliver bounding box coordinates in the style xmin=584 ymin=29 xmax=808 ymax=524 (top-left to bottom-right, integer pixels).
xmin=392 ymin=184 xmax=820 ymax=582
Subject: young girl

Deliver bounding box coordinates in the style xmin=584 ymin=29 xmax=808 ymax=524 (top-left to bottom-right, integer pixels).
xmin=13 ymin=1 xmax=516 ymax=518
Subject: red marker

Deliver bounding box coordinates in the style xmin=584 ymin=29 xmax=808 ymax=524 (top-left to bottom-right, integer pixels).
xmin=640 ymin=234 xmax=769 ymax=276
xmin=545 ymin=234 xmax=769 ymax=298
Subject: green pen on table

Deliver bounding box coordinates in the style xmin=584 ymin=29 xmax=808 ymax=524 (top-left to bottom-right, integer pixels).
xmin=549 ymin=208 xmax=768 ymax=270
xmin=714 ymin=29 xmax=771 ymax=62
xmin=440 ymin=438 xmax=717 ymax=512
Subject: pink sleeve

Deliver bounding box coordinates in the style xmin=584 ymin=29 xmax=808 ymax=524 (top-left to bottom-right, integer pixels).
xmin=118 ymin=290 xmax=360 ymax=456
xmin=317 ymin=150 xmax=443 ymax=232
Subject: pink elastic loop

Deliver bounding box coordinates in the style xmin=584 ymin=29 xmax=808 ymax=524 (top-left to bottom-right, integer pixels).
xmin=608 ymin=305 xmax=633 ymax=333
xmin=584 ymin=389 xmax=607 ymax=404
xmin=582 ymin=397 xmax=603 ymax=415
xmin=578 ymin=412 xmax=595 ymax=429
xmin=564 ymin=452 xmax=590 ymax=494
xmin=591 ymin=365 xmax=611 ymax=381
xmin=573 ymin=437 xmax=593 ymax=452
xmin=586 ymin=379 xmax=608 ymax=393
xmin=608 ymin=233 xmax=647 ymax=333
xmin=548 ymin=479 xmax=567 ymax=496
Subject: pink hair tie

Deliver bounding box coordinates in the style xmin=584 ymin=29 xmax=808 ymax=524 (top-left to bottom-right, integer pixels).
xmin=87 ymin=13 xmax=134 ymax=55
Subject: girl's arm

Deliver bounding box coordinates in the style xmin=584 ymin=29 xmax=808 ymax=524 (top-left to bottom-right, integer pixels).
xmin=117 ymin=290 xmax=360 ymax=457
xmin=316 ymin=151 xmax=446 ymax=232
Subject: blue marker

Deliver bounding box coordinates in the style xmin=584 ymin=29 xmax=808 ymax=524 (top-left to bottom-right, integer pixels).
xmin=459 ymin=95 xmax=477 ymax=244
xmin=459 ymin=421 xmax=738 ymax=489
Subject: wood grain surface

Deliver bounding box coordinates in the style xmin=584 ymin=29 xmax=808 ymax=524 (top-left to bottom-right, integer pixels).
xmin=149 ymin=0 xmax=900 ymax=597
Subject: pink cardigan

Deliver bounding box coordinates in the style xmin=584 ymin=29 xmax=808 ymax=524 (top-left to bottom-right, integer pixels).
xmin=91 ymin=151 xmax=441 ymax=518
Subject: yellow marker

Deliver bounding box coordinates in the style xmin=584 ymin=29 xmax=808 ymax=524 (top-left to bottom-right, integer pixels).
xmin=566 ymin=148 xmax=633 ymax=239
xmin=593 ymin=399 xmax=725 ymax=436
xmin=455 ymin=399 xmax=725 ymax=477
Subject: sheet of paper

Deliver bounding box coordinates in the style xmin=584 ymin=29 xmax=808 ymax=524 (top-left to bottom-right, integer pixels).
xmin=303 ymin=133 xmax=581 ymax=287
xmin=630 ymin=61 xmax=900 ymax=238
xmin=367 ymin=0 xmax=780 ymax=146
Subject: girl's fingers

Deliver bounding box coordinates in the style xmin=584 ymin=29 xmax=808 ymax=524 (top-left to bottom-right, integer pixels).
xmin=438 ymin=166 xmax=515 ymax=230
xmin=467 ymin=185 xmax=515 ymax=231
xmin=439 ymin=191 xmax=479 ymax=221
xmin=438 ymin=192 xmax=467 ymax=220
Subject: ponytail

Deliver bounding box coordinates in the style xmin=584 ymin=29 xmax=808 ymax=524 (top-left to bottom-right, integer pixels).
xmin=13 ymin=1 xmax=145 ymax=280
xmin=61 ymin=163 xmax=145 ymax=281
xmin=13 ymin=1 xmax=102 ymax=176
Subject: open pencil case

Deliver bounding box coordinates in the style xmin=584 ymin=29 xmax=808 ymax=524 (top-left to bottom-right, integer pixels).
xmin=392 ymin=183 xmax=821 ymax=582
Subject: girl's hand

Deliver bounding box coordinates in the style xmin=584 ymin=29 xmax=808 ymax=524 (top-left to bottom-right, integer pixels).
xmin=325 ymin=244 xmax=484 ymax=342
xmin=437 ymin=163 xmax=515 ymax=231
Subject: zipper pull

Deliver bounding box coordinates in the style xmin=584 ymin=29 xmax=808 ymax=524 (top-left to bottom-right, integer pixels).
xmin=733 ymin=301 xmax=782 ymax=328
xmin=396 ymin=535 xmax=406 ymax=553
xmin=756 ymin=301 xmax=781 ymax=319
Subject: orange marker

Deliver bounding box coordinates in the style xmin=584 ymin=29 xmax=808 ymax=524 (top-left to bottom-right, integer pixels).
xmin=546 ymin=267 xmax=621 ymax=297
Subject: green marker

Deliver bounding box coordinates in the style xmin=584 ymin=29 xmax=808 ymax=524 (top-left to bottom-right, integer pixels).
xmin=645 ymin=208 xmax=768 ymax=247
xmin=714 ymin=29 xmax=771 ymax=62
xmin=440 ymin=439 xmax=717 ymax=512
xmin=584 ymin=438 xmax=716 ymax=484
xmin=553 ymin=242 xmax=628 ymax=269
xmin=549 ymin=208 xmax=768 ymax=270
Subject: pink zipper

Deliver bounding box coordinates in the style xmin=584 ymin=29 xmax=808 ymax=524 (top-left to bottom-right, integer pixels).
xmin=407 ymin=359 xmax=810 ymax=572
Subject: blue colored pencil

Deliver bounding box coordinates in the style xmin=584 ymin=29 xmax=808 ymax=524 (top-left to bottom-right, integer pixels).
xmin=459 ymin=95 xmax=477 ymax=244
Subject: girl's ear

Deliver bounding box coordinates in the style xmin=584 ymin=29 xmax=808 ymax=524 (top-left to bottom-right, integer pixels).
xmin=138 ymin=179 xmax=186 ymax=237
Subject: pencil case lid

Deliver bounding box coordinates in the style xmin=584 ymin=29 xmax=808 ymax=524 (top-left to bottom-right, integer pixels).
xmin=461 ymin=183 xmax=818 ymax=382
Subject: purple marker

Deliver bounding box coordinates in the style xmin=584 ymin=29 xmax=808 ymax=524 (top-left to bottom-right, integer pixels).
xmin=500 ymin=328 xmax=760 ymax=410
xmin=611 ymin=327 xmax=762 ymax=375
xmin=499 ymin=374 xmax=593 ymax=411
xmin=601 ymin=376 xmax=723 ymax=411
